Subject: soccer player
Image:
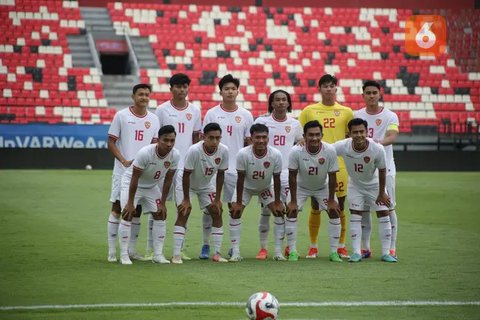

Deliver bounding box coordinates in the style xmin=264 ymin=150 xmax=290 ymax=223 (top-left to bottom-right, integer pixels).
xmin=155 ymin=73 xmax=202 ymax=260
xmin=334 ymin=118 xmax=397 ymax=263
xmin=253 ymin=90 xmax=303 ymax=260
xmin=201 ymin=74 xmax=254 ymax=259
xmin=117 ymin=125 xmax=179 ymax=265
xmin=355 ymin=80 xmax=400 ymax=259
xmin=106 ymin=83 xmax=160 ymax=263
xmin=174 ymin=123 xmax=229 ymax=264
xmin=229 ymin=123 xmax=284 ymax=261
xmin=286 ymin=120 xmax=342 ymax=262
xmin=298 ymin=74 xmax=354 ymax=259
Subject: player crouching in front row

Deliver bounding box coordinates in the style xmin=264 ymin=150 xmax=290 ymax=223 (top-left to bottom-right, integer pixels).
xmin=118 ymin=125 xmax=179 ymax=265
xmin=334 ymin=118 xmax=397 ymax=263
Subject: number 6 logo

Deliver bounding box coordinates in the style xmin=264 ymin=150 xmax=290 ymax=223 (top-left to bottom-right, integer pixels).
xmin=405 ymin=15 xmax=446 ymax=57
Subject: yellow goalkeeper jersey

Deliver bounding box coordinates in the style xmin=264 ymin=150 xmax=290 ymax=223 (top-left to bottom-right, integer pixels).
xmin=298 ymin=102 xmax=354 ymax=144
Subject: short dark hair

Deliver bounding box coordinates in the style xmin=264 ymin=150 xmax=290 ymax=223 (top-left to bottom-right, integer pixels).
xmin=348 ymin=118 xmax=368 ymax=131
xmin=169 ymin=73 xmax=191 ymax=87
xmin=218 ymin=74 xmax=240 ymax=90
xmin=250 ymin=123 xmax=269 ymax=135
xmin=318 ymin=74 xmax=337 ymax=87
xmin=158 ymin=125 xmax=176 ymax=137
xmin=203 ymin=122 xmax=222 ymax=134
xmin=132 ymin=83 xmax=152 ymax=94
xmin=362 ymin=80 xmax=381 ymax=92
xmin=303 ymin=120 xmax=323 ymax=135
xmin=268 ymin=90 xmax=292 ymax=113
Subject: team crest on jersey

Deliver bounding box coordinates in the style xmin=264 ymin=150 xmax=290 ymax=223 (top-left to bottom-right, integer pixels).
xmin=263 ymin=161 xmax=271 ymax=168
xmin=186 ymin=113 xmax=192 ymax=121
xmin=145 ymin=121 xmax=151 ymax=129
xmin=215 ymin=157 xmax=221 ymax=165
xmin=376 ymin=119 xmax=382 ymax=126
xmin=334 ymin=110 xmax=340 ymax=117
xmin=364 ymin=156 xmax=371 ymax=164
xmin=285 ymin=126 xmax=291 ymax=133
xmin=318 ymin=157 xmax=325 ymax=165
xmin=235 ymin=116 xmax=242 ymax=123
xmin=164 ymin=161 xmax=171 ymax=168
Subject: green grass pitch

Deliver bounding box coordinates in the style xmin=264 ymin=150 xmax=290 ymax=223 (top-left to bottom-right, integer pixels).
xmin=0 ymin=170 xmax=479 ymax=319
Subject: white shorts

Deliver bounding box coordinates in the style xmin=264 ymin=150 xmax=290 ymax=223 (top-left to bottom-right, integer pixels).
xmin=109 ymin=173 xmax=122 ymax=203
xmin=120 ymin=179 xmax=161 ymax=213
xmin=175 ymin=183 xmax=216 ymax=210
xmin=279 ymin=170 xmax=290 ymax=203
xmin=288 ymin=186 xmax=337 ymax=212
xmin=347 ymin=183 xmax=389 ymax=212
xmin=386 ymin=175 xmax=396 ymax=209
xmin=223 ymin=171 xmax=237 ymax=203
xmin=232 ymin=186 xmax=275 ymax=207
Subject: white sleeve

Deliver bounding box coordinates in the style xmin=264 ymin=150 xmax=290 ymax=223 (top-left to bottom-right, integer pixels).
xmin=193 ymin=107 xmax=202 ymax=132
xmin=155 ymin=108 xmax=164 ymax=127
xmin=333 ymin=140 xmax=344 ymax=156
xmin=203 ymin=110 xmax=212 ymax=129
xmin=132 ymin=148 xmax=147 ymax=170
xmin=171 ymin=150 xmax=180 ymax=170
xmin=152 ymin=117 xmax=160 ymax=139
xmin=236 ymin=151 xmax=246 ymax=171
xmin=273 ymin=151 xmax=282 ymax=174
xmin=183 ymin=147 xmax=197 ymax=171
xmin=220 ymin=147 xmax=229 ymax=171
xmin=374 ymin=145 xmax=387 ymax=170
xmin=108 ymin=112 xmax=121 ymax=138
xmin=294 ymin=121 xmax=303 ymax=142
xmin=244 ymin=112 xmax=254 ymax=138
xmin=288 ymin=148 xmax=299 ymax=170
xmin=327 ymin=148 xmax=339 ymax=173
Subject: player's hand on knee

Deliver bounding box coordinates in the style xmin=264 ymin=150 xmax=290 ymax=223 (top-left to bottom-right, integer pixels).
xmin=376 ymin=192 xmax=391 ymax=207
xmin=286 ymin=201 xmax=298 ymax=218
xmin=122 ymin=203 xmax=136 ymax=221
xmin=177 ymin=200 xmax=192 ymax=217
xmin=327 ymin=199 xmax=341 ymax=215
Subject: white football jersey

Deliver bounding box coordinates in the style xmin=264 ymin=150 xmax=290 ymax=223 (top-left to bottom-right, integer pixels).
xmin=288 ymin=142 xmax=339 ymax=191
xmin=254 ymin=114 xmax=303 ymax=170
xmin=108 ymin=107 xmax=160 ymax=176
xmin=183 ymin=141 xmax=229 ymax=190
xmin=155 ymin=100 xmax=202 ymax=168
xmin=123 ymin=144 xmax=180 ymax=189
xmin=355 ymin=107 xmax=399 ymax=176
xmin=334 ymin=138 xmax=386 ymax=188
xmin=203 ymin=104 xmax=254 ymax=174
xmin=236 ymin=145 xmax=282 ymax=191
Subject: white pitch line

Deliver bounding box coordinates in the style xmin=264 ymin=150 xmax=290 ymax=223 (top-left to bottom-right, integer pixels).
xmin=1 ymin=301 xmax=479 ymax=311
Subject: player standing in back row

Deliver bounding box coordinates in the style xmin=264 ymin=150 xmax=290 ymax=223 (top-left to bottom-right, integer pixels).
xmin=201 ymin=74 xmax=254 ymax=259
xmin=298 ymin=74 xmax=354 ymax=259
xmin=155 ymin=73 xmax=202 ymax=260
xmin=355 ymin=80 xmax=400 ymax=259
xmin=106 ymin=84 xmax=160 ymax=263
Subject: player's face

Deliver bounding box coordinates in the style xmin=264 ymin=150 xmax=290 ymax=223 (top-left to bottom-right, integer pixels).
xmin=251 ymin=131 xmax=269 ymax=152
xmin=157 ymin=132 xmax=176 ymax=153
xmin=204 ymin=130 xmax=222 ymax=149
xmin=319 ymin=82 xmax=337 ymax=100
xmin=362 ymin=86 xmax=381 ymax=107
xmin=305 ymin=127 xmax=322 ymax=148
xmin=270 ymin=92 xmax=289 ymax=113
xmin=132 ymin=88 xmax=150 ymax=108
xmin=170 ymin=84 xmax=189 ymax=100
xmin=350 ymin=124 xmax=367 ymax=145
xmin=220 ymin=82 xmax=238 ymax=103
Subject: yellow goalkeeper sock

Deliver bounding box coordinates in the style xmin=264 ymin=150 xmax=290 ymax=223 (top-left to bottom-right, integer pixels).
xmin=308 ymin=209 xmax=321 ymax=245
xmin=339 ymin=210 xmax=347 ymax=246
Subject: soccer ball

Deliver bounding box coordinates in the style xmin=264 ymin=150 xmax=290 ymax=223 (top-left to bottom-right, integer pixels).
xmin=245 ymin=292 xmax=279 ymax=320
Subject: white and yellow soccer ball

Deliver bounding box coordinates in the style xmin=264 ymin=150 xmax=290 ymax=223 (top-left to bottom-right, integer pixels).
xmin=245 ymin=291 xmax=279 ymax=320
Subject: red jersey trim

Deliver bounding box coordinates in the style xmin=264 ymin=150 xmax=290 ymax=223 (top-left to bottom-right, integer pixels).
xmin=365 ymin=107 xmax=384 ymax=115
xmin=170 ymin=100 xmax=190 ymax=111
xmin=220 ymin=104 xmax=238 ymax=113
xmin=271 ymin=113 xmax=287 ymax=122
xmin=352 ymin=140 xmax=369 ymax=153
xmin=203 ymin=143 xmax=217 ymax=156
xmin=129 ymin=106 xmax=147 ymax=118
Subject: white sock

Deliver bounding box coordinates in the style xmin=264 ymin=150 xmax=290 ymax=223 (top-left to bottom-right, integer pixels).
xmin=361 ymin=213 xmax=372 ymax=251
xmin=273 ymin=216 xmax=285 ymax=255
xmin=350 ymin=216 xmax=362 ymax=255
xmin=107 ymin=213 xmax=120 ymax=255
xmin=390 ymin=210 xmax=398 ymax=250
xmin=146 ymin=214 xmax=154 ymax=253
xmin=328 ymin=218 xmax=341 ymax=253
xmin=259 ymin=207 xmax=270 ymax=249
xmin=202 ymin=212 xmax=212 ymax=246
xmin=173 ymin=225 xmax=186 ymax=257
xmin=118 ymin=219 xmax=131 ymax=256
xmin=152 ymin=220 xmax=166 ymax=257
xmin=378 ymin=216 xmax=392 ymax=256
xmin=285 ymin=218 xmax=297 ymax=253
xmin=229 ymin=217 xmax=242 ymax=256
xmin=211 ymin=226 xmax=224 ymax=254
xmin=128 ymin=217 xmax=141 ymax=254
